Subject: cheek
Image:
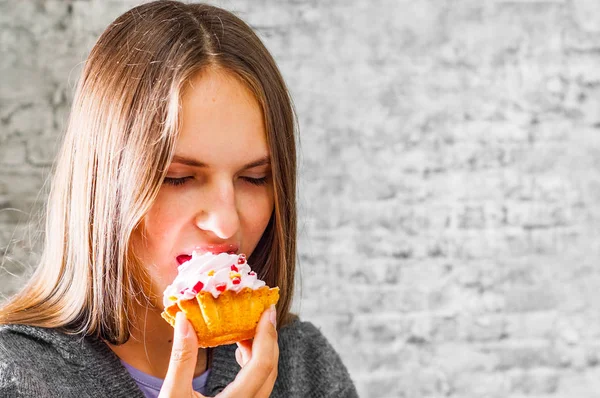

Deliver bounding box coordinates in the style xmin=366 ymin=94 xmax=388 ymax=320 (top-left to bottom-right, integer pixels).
xmin=134 ymin=204 xmax=181 ymax=296
xmin=241 ymin=188 xmax=274 ymax=240
xmin=143 ymin=207 xmax=172 ymax=242
xmin=137 ymin=194 xmax=187 ymax=267
xmin=143 ymin=192 xmax=184 ymax=240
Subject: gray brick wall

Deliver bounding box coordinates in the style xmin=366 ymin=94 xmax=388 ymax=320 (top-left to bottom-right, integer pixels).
xmin=2 ymin=0 xmax=600 ymax=397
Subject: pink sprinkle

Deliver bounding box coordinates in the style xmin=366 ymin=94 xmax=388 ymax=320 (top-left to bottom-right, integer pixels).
xmin=191 ymin=281 xmax=204 ymax=294
xmin=215 ymin=283 xmax=227 ymax=292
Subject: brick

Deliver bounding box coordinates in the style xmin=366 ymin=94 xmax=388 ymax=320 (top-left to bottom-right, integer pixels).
xmin=504 ymin=202 xmax=571 ymax=229
xmin=70 ymin=0 xmax=133 ymax=36
xmin=583 ymin=342 xmax=600 ymax=367
xmin=0 ymin=222 xmax=41 ymax=250
xmin=508 ymin=368 xmax=559 ymax=394
xmin=504 ymin=286 xmax=560 ymax=312
xmin=454 ymin=202 xmax=506 ymax=229
xmin=239 ymin=3 xmax=294 ymax=28
xmin=0 ymin=139 xmax=27 ymax=166
xmin=329 ymin=256 xmax=403 ymax=285
xmin=428 ymin=282 xmax=480 ymax=315
xmin=0 ymin=272 xmax=29 ymax=302
xmin=358 ymin=367 xmax=450 ymax=398
xmin=450 ymin=142 xmax=515 ymax=170
xmin=459 ymin=315 xmax=509 ymax=342
xmin=337 ymin=342 xmax=410 ymax=374
xmin=485 ymin=340 xmax=562 ymax=370
xmin=504 ymin=312 xmax=558 ymax=340
xmin=433 ymin=343 xmax=499 ymax=374
xmin=452 ymin=121 xmax=530 ymax=143
xmin=0 ymin=251 xmax=35 ymax=282
xmin=1 ymin=24 xmax=37 ymax=70
xmin=451 ymin=371 xmax=511 ymax=397
xmin=573 ymin=0 xmax=600 ymax=32
xmin=563 ymin=25 xmax=600 ymax=52
xmin=1 ymin=102 xmax=54 ymax=138
xmin=566 ymin=53 xmax=600 ymax=85
xmin=0 ymin=197 xmax=42 ymax=225
xmin=436 ymin=170 xmax=505 ymax=201
xmin=430 ymin=315 xmax=460 ymax=341
xmin=556 ymin=368 xmax=600 ymax=396
xmin=505 ymin=173 xmax=581 ymax=203
xmin=343 ymin=314 xmax=406 ymax=345
xmin=27 ymin=136 xmax=60 ymax=166
xmin=0 ymin=223 xmax=39 ymax=295
xmin=356 ymin=373 xmax=404 ymax=398
xmin=0 ymin=169 xmax=47 ymax=197
xmin=310 ymin=284 xmax=428 ymax=315
xmin=579 ymin=86 xmax=600 ymax=125
xmin=434 ymin=230 xmax=500 ymax=259
xmin=554 ymin=342 xmax=588 ymax=370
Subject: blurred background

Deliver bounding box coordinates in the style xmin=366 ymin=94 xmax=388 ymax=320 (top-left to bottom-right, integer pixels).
xmin=2 ymin=0 xmax=600 ymax=397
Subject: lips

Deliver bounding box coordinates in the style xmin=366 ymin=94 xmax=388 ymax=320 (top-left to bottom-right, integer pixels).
xmin=176 ymin=254 xmax=192 ymax=265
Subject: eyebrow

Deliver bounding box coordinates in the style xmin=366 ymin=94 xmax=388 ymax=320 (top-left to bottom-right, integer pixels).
xmin=171 ymin=155 xmax=271 ymax=170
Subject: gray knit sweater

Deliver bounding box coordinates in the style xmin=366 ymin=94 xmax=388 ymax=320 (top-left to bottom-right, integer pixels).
xmin=0 ymin=319 xmax=358 ymax=397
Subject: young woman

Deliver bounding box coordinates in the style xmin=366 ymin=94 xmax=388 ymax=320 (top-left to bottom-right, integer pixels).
xmin=0 ymin=1 xmax=358 ymax=397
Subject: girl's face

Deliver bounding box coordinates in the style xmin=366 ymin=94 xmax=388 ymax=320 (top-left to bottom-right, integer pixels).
xmin=134 ymin=68 xmax=274 ymax=306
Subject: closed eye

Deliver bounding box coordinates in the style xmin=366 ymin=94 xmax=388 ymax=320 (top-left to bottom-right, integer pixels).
xmin=241 ymin=176 xmax=268 ymax=186
xmin=163 ymin=176 xmax=193 ymax=186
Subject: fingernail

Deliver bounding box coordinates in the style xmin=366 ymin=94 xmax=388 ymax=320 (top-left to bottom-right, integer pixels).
xmin=175 ymin=311 xmax=189 ymax=337
xmin=269 ymin=305 xmax=277 ymax=328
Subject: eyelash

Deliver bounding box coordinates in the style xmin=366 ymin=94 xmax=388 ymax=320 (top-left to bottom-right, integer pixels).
xmin=163 ymin=176 xmax=193 ymax=186
xmin=243 ymin=176 xmax=268 ymax=186
xmin=163 ymin=176 xmax=268 ymax=187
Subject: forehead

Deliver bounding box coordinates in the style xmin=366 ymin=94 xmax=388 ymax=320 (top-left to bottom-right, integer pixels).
xmin=176 ymin=68 xmax=268 ymax=164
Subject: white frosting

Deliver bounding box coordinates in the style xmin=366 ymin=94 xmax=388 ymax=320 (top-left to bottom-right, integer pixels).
xmin=163 ymin=252 xmax=265 ymax=307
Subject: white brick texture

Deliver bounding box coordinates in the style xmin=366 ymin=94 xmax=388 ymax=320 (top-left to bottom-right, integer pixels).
xmin=2 ymin=1 xmax=600 ymax=397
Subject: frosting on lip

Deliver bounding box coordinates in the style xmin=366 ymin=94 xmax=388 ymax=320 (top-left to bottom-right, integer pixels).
xmin=175 ymin=244 xmax=239 ymax=265
xmin=163 ymin=252 xmax=265 ymax=307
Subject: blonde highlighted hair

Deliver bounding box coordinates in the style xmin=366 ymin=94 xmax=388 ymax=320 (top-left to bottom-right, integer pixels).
xmin=0 ymin=1 xmax=297 ymax=345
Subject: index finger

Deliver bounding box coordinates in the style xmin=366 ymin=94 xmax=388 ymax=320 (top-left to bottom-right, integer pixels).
xmin=220 ymin=306 xmax=278 ymax=396
xmin=160 ymin=312 xmax=201 ymax=397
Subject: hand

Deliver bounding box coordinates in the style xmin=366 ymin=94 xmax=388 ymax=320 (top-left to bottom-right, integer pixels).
xmin=158 ymin=305 xmax=279 ymax=398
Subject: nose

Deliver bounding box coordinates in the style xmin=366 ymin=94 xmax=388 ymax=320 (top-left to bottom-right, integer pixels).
xmin=194 ymin=181 xmax=240 ymax=239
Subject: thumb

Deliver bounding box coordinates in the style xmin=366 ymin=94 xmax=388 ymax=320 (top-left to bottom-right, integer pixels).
xmin=161 ymin=311 xmax=199 ymax=396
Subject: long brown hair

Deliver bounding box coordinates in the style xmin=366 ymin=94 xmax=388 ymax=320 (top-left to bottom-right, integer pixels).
xmin=0 ymin=1 xmax=297 ymax=345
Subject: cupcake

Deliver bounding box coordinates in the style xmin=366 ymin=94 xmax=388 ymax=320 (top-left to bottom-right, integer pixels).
xmin=161 ymin=252 xmax=279 ymax=347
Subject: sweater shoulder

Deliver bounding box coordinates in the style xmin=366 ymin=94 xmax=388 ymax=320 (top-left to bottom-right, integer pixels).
xmin=0 ymin=325 xmax=56 ymax=396
xmin=276 ymin=319 xmax=359 ymax=398
xmin=0 ymin=325 xmax=73 ymax=364
xmin=0 ymin=325 xmax=144 ymax=398
xmin=207 ymin=318 xmax=359 ymax=398
xmin=279 ymin=319 xmax=338 ymax=353
xmin=279 ymin=318 xmax=341 ymax=353
xmin=0 ymin=325 xmax=51 ymax=362
xmin=0 ymin=325 xmax=76 ymax=384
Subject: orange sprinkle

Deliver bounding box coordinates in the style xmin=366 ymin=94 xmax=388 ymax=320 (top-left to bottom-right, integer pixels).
xmin=208 ymin=270 xmax=215 ymax=276
xmin=229 ymin=271 xmax=241 ymax=280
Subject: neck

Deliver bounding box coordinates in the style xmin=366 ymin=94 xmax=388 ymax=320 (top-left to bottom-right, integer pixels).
xmin=106 ymin=305 xmax=207 ymax=379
